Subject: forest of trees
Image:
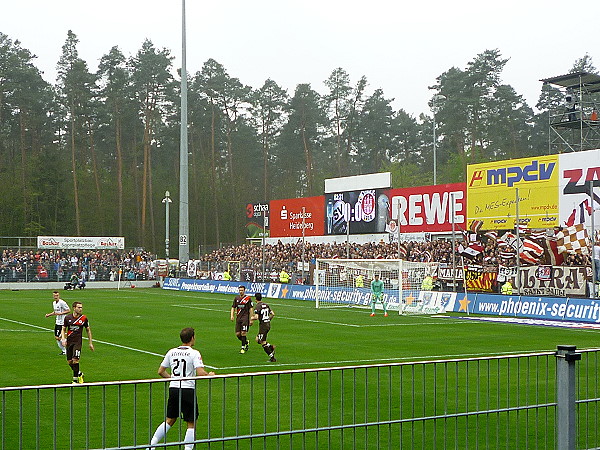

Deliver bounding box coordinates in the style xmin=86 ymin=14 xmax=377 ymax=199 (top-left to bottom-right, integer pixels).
xmin=0 ymin=30 xmax=596 ymax=254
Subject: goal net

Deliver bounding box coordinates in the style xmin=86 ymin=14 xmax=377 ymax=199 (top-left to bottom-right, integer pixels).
xmin=314 ymin=259 xmax=438 ymax=314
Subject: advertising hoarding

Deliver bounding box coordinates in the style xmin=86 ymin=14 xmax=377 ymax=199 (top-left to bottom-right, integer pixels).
xmin=559 ymin=148 xmax=600 ymax=227
xmin=245 ymin=202 xmax=269 ymax=239
xmin=269 ymin=196 xmax=325 ymax=237
xmin=385 ymin=183 xmax=466 ymax=233
xmin=37 ymin=236 xmax=125 ymax=249
xmin=324 ymin=189 xmax=386 ymax=235
xmin=466 ymin=155 xmax=559 ymax=230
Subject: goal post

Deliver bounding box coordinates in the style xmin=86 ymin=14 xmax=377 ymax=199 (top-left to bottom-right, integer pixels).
xmin=314 ymin=259 xmax=437 ymax=313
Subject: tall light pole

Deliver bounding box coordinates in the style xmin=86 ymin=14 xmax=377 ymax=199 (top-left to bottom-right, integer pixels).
xmin=432 ymin=94 xmax=446 ymax=185
xmin=162 ymin=191 xmax=172 ymax=261
xmin=178 ymin=0 xmax=190 ymax=264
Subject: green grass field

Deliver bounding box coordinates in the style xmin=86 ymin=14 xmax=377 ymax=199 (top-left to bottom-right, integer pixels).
xmin=1 ymin=287 xmax=598 ymax=388
xmin=1 ymin=288 xmax=600 ymax=449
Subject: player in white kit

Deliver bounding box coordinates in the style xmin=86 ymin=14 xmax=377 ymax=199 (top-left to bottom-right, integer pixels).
xmin=44 ymin=291 xmax=70 ymax=354
xmin=148 ymin=327 xmax=215 ymax=450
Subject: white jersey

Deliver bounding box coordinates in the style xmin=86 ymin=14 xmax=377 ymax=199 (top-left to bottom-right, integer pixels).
xmin=53 ymin=299 xmax=70 ymax=325
xmin=161 ymin=345 xmax=204 ymax=389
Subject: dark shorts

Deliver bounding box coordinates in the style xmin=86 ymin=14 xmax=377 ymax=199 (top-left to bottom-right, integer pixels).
xmin=256 ymin=322 xmax=271 ymax=343
xmin=235 ymin=318 xmax=249 ymax=333
xmin=167 ymin=387 xmax=199 ymax=423
xmin=66 ymin=341 xmax=82 ymax=361
xmin=54 ymin=325 xmax=63 ymax=338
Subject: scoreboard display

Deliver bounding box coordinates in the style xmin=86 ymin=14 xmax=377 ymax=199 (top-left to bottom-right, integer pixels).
xmin=325 ymin=189 xmax=389 ymax=235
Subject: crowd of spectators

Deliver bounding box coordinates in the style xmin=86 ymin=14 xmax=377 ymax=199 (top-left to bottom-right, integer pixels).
xmin=0 ymin=249 xmax=157 ymax=283
xmin=2 ymin=234 xmax=591 ymax=284
xmin=201 ymin=236 xmax=591 ymax=274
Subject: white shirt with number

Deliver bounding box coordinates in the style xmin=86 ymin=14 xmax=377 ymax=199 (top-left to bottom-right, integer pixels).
xmin=53 ymin=299 xmax=70 ymax=326
xmin=161 ymin=345 xmax=204 ymax=389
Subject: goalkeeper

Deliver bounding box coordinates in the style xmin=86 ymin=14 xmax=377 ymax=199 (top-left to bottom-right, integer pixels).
xmin=370 ymin=274 xmax=388 ymax=317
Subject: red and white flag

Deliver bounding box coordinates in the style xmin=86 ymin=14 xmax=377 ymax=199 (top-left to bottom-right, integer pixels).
xmin=460 ymin=242 xmax=484 ymax=258
xmin=565 ymin=199 xmax=593 ymax=227
xmin=519 ymin=251 xmax=540 ymax=265
xmin=523 ymin=238 xmax=544 ymax=257
xmin=544 ymin=236 xmax=565 ymax=265
xmin=516 ymin=223 xmax=529 ymax=235
xmin=484 ymin=230 xmax=498 ymax=241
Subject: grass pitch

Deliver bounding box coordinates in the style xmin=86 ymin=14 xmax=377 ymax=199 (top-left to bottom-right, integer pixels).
xmin=2 ymin=288 xmax=600 ymax=449
xmin=0 ymin=287 xmax=599 ymax=387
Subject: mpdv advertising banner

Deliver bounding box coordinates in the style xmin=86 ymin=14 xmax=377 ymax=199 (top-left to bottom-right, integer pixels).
xmin=466 ymin=155 xmax=559 ymax=230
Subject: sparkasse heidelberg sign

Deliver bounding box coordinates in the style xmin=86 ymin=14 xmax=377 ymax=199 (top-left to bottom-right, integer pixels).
xmin=269 ymin=196 xmax=325 ymax=237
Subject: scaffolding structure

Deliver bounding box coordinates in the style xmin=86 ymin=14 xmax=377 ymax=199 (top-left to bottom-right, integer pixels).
xmin=541 ymin=71 xmax=600 ymax=153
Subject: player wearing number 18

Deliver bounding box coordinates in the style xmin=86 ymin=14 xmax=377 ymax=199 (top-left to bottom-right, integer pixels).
xmin=149 ymin=327 xmax=215 ymax=450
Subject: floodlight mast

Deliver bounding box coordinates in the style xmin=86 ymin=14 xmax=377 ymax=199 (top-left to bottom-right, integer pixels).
xmin=178 ymin=0 xmax=190 ymax=264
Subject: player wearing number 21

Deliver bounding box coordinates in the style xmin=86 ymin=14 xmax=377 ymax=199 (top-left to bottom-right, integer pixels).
xmin=149 ymin=327 xmax=215 ymax=450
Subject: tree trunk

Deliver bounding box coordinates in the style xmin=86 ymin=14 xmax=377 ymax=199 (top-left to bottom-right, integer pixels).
xmin=86 ymin=119 xmax=103 ymax=233
xmin=210 ymin=102 xmax=220 ymax=244
xmin=70 ymin=105 xmax=81 ymax=235
xmin=19 ymin=111 xmax=29 ymax=227
xmin=302 ymin=124 xmax=313 ymax=195
xmin=115 ymin=115 xmax=123 ymax=236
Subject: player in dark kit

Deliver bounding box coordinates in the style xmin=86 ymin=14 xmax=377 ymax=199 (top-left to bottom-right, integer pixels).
xmin=60 ymin=301 xmax=94 ymax=384
xmin=253 ymin=293 xmax=276 ymax=362
xmin=230 ymin=285 xmax=254 ymax=353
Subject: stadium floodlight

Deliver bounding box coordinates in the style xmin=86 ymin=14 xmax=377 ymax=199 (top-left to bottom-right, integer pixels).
xmin=178 ymin=0 xmax=190 ymax=264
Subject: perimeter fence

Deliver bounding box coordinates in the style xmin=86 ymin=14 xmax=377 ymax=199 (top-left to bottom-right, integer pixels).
xmin=1 ymin=346 xmax=597 ymax=449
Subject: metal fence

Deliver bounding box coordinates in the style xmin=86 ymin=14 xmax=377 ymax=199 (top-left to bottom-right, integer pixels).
xmin=1 ymin=346 xmax=598 ymax=449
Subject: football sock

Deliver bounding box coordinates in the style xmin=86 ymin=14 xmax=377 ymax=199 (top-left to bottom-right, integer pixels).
xmin=241 ymin=336 xmax=248 ymax=346
xmin=57 ymin=340 xmax=65 ymax=351
xmin=371 ymin=302 xmax=376 ymax=314
xmin=72 ymin=363 xmax=80 ymax=377
xmin=237 ymin=334 xmax=243 ymax=342
xmin=183 ymin=428 xmax=195 ymax=450
xmin=150 ymin=421 xmax=171 ymax=445
xmin=383 ymin=302 xmax=388 ymax=314
xmin=262 ymin=343 xmax=272 ymax=355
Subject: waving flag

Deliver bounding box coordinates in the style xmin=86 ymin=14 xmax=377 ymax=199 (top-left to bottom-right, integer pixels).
xmin=519 ymin=251 xmax=540 ymax=265
xmin=556 ymin=223 xmax=590 ymax=255
xmin=565 ymin=199 xmax=593 ymax=227
xmin=523 ymin=238 xmax=544 ymax=257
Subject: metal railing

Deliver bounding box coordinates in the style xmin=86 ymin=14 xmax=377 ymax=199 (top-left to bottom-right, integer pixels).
xmin=1 ymin=346 xmax=598 ymax=449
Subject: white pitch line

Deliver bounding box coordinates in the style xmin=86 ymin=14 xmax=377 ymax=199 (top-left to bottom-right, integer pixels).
xmin=171 ymin=304 xmax=360 ymax=327
xmin=216 ymin=349 xmax=559 ymax=371
xmin=0 ymin=328 xmax=47 ymax=333
xmin=0 ymin=316 xmax=218 ymax=370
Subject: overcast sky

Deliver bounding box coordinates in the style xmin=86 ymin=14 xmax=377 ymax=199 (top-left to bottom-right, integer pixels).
xmin=2 ymin=0 xmax=598 ymax=117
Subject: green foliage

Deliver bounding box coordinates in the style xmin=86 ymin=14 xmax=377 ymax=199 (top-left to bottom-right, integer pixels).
xmin=0 ymin=30 xmax=595 ymax=249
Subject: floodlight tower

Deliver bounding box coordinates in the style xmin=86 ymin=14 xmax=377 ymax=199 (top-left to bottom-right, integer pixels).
xmin=178 ymin=0 xmax=190 ymax=264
